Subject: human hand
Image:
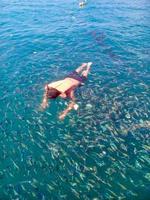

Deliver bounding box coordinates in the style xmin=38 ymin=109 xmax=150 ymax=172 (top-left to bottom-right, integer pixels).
xmin=59 ymin=112 xmax=66 ymax=120
xmin=40 ymin=102 xmax=48 ymax=110
xmin=73 ymin=104 xmax=79 ymax=110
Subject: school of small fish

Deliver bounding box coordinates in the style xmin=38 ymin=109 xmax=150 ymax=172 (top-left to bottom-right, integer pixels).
xmin=0 ymin=41 xmax=149 ymax=199
xmin=0 ymin=8 xmax=150 ymax=198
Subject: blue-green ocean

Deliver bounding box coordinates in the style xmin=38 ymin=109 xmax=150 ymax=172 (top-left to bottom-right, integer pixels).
xmin=0 ymin=0 xmax=150 ymax=199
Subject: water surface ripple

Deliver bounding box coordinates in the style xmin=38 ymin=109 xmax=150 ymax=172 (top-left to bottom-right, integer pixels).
xmin=0 ymin=0 xmax=150 ymax=199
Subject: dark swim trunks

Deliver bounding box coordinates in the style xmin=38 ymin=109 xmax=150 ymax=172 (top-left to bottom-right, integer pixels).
xmin=67 ymin=71 xmax=86 ymax=83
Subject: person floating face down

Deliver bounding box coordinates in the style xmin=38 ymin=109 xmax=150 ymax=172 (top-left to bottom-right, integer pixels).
xmin=41 ymin=62 xmax=92 ymax=120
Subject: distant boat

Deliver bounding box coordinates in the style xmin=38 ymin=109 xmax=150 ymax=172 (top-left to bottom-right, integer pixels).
xmin=79 ymin=0 xmax=87 ymax=8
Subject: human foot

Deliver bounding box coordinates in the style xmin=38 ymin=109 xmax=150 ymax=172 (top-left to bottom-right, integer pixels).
xmin=87 ymin=62 xmax=92 ymax=67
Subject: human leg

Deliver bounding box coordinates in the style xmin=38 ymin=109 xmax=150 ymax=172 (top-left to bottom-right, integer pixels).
xmin=81 ymin=62 xmax=92 ymax=78
xmin=75 ymin=63 xmax=87 ymax=73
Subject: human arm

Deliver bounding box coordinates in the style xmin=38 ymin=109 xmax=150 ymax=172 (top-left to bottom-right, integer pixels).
xmin=40 ymin=85 xmax=49 ymax=110
xmin=59 ymin=101 xmax=76 ymax=120
xmin=59 ymin=90 xmax=76 ymax=120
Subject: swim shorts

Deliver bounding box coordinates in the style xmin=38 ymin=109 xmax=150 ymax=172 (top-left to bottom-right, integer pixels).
xmin=67 ymin=71 xmax=86 ymax=83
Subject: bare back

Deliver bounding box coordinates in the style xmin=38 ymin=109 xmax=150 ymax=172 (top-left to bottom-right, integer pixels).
xmin=48 ymin=78 xmax=80 ymax=93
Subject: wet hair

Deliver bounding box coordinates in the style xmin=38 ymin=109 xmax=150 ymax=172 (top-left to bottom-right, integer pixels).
xmin=46 ymin=87 xmax=61 ymax=99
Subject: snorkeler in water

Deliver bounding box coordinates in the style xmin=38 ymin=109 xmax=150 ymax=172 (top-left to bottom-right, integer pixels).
xmin=41 ymin=62 xmax=92 ymax=120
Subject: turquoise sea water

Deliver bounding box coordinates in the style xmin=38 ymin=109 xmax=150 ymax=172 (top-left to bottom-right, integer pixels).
xmin=0 ymin=0 xmax=150 ymax=199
